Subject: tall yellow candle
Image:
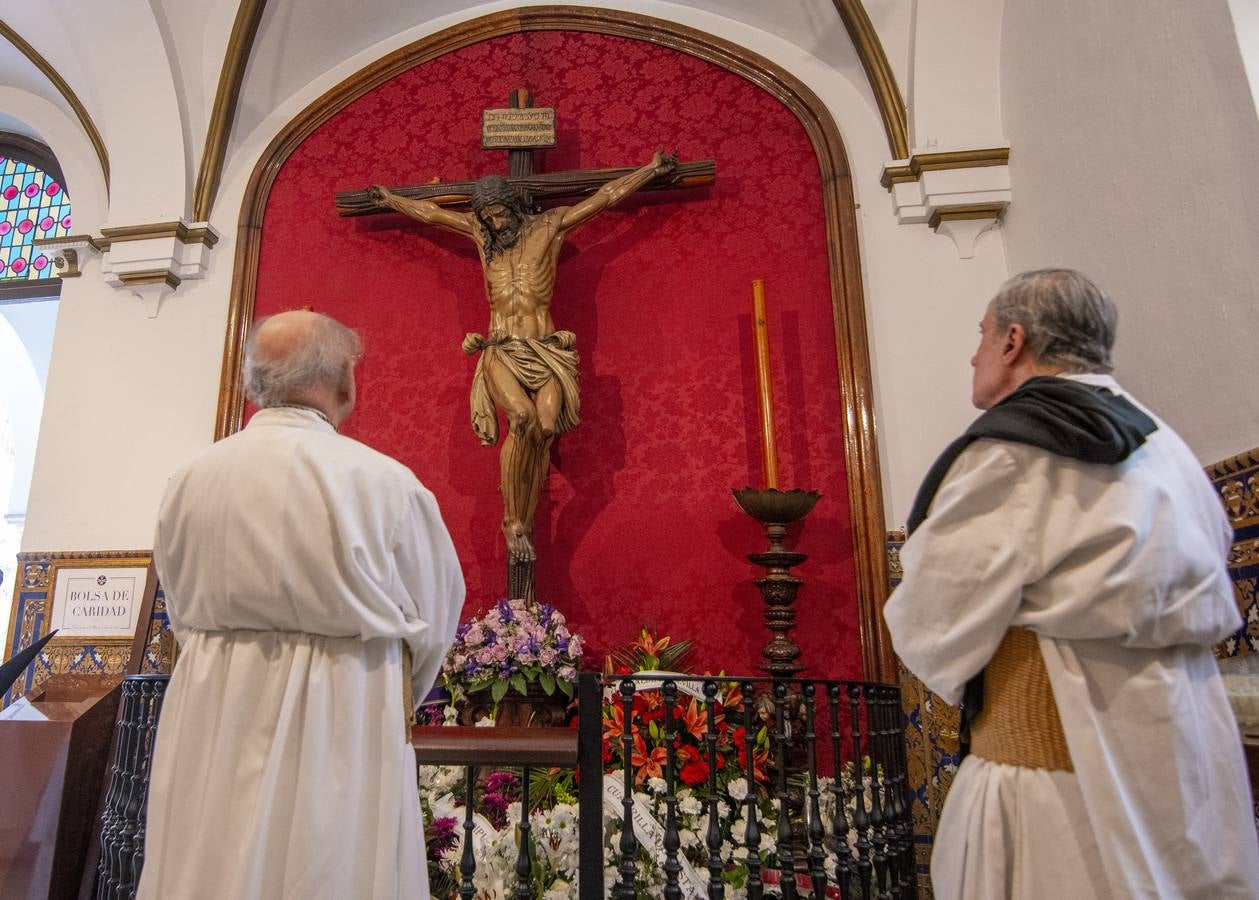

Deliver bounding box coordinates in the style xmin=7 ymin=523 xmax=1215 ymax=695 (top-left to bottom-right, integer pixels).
xmin=752 ymin=278 xmax=779 ymax=489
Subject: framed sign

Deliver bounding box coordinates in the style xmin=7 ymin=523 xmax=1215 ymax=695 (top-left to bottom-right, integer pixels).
xmin=3 ymin=550 xmax=172 ymax=707
xmin=47 ymin=558 xmax=150 ymax=640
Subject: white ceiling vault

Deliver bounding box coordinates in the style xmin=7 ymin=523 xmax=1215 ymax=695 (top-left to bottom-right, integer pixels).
xmin=0 ymin=1 xmax=957 ymax=230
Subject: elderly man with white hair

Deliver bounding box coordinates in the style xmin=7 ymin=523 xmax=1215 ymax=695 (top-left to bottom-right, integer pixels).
xmin=138 ymin=310 xmax=465 ymax=900
xmin=886 ymin=269 xmax=1259 ymax=899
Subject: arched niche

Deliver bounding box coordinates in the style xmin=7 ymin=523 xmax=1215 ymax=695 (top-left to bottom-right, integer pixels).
xmin=216 ymin=7 xmax=893 ymax=679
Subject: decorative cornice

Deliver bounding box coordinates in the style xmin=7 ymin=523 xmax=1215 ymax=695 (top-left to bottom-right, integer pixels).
xmin=97 ymin=220 xmax=217 ymax=315
xmin=927 ymin=201 xmax=1007 ymax=230
xmin=193 ymin=0 xmax=268 ymax=222
xmin=32 ymin=233 xmax=104 ymax=277
xmin=33 ymin=233 xmax=106 ymax=252
xmin=219 ymin=5 xmax=896 ymax=682
xmin=117 ymin=269 xmax=181 ymax=289
xmin=96 ymin=221 xmax=220 ymax=250
xmin=0 ymin=18 xmax=110 ymax=194
xmin=830 ymin=0 xmax=909 ymax=160
xmin=881 ymin=146 xmax=1010 ymax=190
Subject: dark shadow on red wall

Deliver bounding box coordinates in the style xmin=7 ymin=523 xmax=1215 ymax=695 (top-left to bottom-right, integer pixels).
xmin=253 ymin=30 xmax=861 ymax=678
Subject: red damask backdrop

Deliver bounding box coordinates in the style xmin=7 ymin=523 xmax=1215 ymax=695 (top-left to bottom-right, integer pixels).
xmin=253 ymin=31 xmax=863 ymax=678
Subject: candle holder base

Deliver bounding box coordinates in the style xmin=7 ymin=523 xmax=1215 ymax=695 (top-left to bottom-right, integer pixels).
xmin=732 ymin=487 xmax=820 ymax=678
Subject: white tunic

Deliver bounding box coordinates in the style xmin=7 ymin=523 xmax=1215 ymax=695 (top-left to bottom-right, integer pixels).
xmin=885 ymin=374 xmax=1259 ymax=900
xmin=137 ymin=407 xmax=466 ymax=900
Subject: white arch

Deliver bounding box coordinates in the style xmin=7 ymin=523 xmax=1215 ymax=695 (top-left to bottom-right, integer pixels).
xmin=0 ymin=311 xmax=45 ymax=519
xmin=0 ymin=87 xmax=106 ymax=232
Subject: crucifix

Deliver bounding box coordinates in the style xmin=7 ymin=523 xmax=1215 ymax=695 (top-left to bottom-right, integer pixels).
xmin=336 ymin=89 xmax=715 ymax=598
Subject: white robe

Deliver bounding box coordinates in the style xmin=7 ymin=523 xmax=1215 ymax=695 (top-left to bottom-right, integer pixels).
xmin=137 ymin=407 xmax=466 ymax=900
xmin=885 ymin=374 xmax=1259 ymax=900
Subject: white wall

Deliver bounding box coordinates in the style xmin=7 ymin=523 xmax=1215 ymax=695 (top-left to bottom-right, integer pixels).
xmin=1000 ymin=0 xmax=1259 ymax=463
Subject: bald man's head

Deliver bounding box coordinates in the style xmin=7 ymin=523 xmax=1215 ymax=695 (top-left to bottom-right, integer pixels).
xmin=244 ymin=311 xmax=362 ymax=425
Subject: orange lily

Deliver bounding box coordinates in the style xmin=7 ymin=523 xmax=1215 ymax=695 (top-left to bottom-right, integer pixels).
xmin=603 ymin=702 xmax=638 ymax=748
xmin=632 ymin=733 xmax=667 ymax=784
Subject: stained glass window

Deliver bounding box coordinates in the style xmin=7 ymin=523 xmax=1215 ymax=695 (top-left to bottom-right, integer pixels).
xmin=0 ymin=156 xmax=70 ymax=281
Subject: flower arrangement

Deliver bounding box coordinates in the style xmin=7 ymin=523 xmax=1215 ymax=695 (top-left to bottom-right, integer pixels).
xmin=442 ymin=598 xmax=584 ymax=704
xmin=422 ymin=625 xmax=877 ymax=899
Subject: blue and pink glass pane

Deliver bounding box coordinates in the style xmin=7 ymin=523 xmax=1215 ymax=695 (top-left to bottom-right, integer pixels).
xmin=0 ymin=156 xmax=70 ymax=281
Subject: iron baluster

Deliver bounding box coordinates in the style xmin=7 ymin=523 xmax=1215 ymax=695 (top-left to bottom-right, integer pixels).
xmin=864 ymin=684 xmax=890 ymax=899
xmin=848 ymin=684 xmax=872 ymax=899
xmin=128 ymin=679 xmax=166 ymax=899
xmin=827 ymin=684 xmax=853 ymax=900
xmin=703 ymin=680 xmax=725 ymax=898
xmin=887 ymin=685 xmax=911 ymax=898
xmin=514 ymin=766 xmax=534 ymax=900
xmin=662 ymin=680 xmax=683 ymax=900
xmin=773 ymin=681 xmax=798 ymax=899
xmin=803 ymin=684 xmax=828 ymax=897
xmin=459 ymin=765 xmax=478 ymax=899
xmin=615 ymin=679 xmax=639 ymax=899
xmin=742 ymin=681 xmax=763 ymax=900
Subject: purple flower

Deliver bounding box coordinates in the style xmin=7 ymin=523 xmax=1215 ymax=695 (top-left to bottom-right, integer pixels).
xmin=486 ymin=771 xmax=519 ymax=796
xmin=424 ymin=816 xmax=459 ymax=858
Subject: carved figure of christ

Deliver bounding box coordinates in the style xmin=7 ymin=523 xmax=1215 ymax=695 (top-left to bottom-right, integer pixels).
xmin=368 ymin=150 xmax=677 ymax=562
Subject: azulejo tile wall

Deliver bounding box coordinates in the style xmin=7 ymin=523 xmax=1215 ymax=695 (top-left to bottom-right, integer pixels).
xmin=889 ymin=529 xmax=960 ymax=900
xmin=1207 ymin=450 xmax=1259 ymax=658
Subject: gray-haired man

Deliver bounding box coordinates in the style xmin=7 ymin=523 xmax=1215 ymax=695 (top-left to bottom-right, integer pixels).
xmin=886 ymin=270 xmax=1258 ymax=898
xmin=138 ymin=310 xmax=466 ymax=899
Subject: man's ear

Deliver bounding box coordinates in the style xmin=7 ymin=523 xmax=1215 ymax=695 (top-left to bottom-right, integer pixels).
xmin=1001 ymin=323 xmax=1026 ymax=365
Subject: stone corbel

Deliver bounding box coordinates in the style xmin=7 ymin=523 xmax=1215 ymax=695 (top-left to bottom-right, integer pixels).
xmin=96 ymin=221 xmax=219 ymax=317
xmin=881 ymin=148 xmax=1011 ymax=258
xmin=30 ymin=234 xmax=104 ymax=278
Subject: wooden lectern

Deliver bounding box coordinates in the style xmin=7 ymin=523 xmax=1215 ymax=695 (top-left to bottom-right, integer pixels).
xmin=0 ymin=675 xmax=122 ymax=899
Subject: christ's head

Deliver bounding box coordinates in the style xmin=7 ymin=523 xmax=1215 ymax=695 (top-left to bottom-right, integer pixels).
xmin=471 ymin=176 xmax=531 ymax=261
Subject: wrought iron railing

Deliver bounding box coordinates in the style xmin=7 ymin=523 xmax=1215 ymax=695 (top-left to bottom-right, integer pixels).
xmin=104 ymin=670 xmax=910 ymax=898
xmin=95 ymin=673 xmax=169 ymax=900
xmin=414 ymin=671 xmax=913 ymax=899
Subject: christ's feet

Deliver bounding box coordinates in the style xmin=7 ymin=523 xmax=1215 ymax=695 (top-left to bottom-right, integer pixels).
xmin=503 ymin=519 xmax=535 ymax=561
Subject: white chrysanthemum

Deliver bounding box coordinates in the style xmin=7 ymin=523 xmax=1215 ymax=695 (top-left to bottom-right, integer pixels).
xmin=678 ymin=794 xmax=702 ymax=816
xmin=727 ymin=777 xmax=749 ymax=801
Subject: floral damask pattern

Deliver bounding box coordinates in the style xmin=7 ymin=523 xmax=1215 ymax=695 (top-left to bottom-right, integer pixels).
xmin=256 ymin=31 xmax=862 ymax=677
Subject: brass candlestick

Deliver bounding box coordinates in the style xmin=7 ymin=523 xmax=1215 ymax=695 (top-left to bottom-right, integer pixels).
xmin=732 ymin=487 xmax=820 ymax=677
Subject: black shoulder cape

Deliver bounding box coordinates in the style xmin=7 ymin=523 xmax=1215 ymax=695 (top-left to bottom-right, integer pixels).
xmin=904 ymin=375 xmax=1157 ymax=741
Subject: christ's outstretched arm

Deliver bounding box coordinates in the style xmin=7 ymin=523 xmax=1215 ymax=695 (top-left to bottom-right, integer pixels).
xmin=556 ymin=150 xmax=677 ymax=232
xmin=368 ymin=185 xmax=477 ymax=237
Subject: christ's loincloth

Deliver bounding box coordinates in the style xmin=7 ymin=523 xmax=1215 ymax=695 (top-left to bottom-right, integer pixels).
xmin=461 ymin=330 xmax=580 ymax=446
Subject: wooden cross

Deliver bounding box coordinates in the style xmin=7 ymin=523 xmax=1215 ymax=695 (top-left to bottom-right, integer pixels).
xmin=335 ymin=88 xmax=715 ymax=217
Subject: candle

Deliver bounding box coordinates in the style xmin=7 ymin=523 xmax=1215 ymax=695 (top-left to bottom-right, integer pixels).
xmin=751 ymin=279 xmax=779 ymax=490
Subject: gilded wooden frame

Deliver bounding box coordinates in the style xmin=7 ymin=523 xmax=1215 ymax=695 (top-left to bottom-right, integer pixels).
xmin=214 ymin=6 xmax=894 ymax=680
